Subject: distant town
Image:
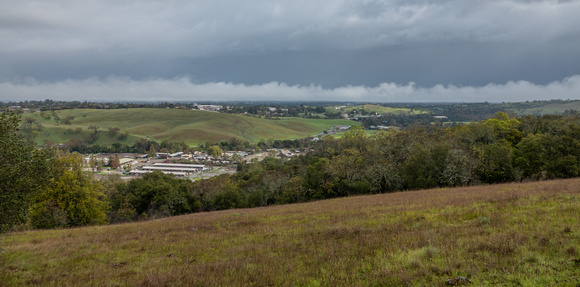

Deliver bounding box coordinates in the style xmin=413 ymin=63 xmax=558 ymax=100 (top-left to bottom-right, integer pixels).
xmin=86 ymin=148 xmax=310 ymax=180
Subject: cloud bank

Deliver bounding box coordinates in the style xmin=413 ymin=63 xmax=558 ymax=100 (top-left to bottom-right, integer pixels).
xmin=1 ymin=0 xmax=580 ymax=90
xmin=2 ymin=75 xmax=579 ymax=103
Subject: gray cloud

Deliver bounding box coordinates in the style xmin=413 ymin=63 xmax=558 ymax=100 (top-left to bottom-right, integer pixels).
xmin=1 ymin=75 xmax=579 ymax=103
xmin=1 ymin=0 xmax=580 ymax=100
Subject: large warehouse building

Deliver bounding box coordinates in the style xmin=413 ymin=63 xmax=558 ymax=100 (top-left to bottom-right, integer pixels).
xmin=129 ymin=163 xmax=206 ymax=177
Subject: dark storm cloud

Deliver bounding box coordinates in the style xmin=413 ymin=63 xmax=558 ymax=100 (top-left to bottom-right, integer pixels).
xmin=1 ymin=0 xmax=580 ymax=102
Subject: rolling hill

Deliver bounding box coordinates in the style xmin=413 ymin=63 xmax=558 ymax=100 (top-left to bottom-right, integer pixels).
xmin=508 ymin=100 xmax=580 ymax=115
xmin=339 ymin=104 xmax=425 ymax=115
xmin=22 ymin=108 xmax=357 ymax=146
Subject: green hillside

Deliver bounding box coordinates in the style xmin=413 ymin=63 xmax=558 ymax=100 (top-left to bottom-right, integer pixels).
xmin=341 ymin=104 xmax=425 ymax=115
xmin=1 ymin=178 xmax=578 ymax=286
xmin=22 ymin=109 xmax=357 ymax=146
xmin=508 ymin=100 xmax=580 ymax=115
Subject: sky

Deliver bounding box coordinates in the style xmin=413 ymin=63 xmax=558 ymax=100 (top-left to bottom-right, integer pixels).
xmin=1 ymin=0 xmax=580 ymax=103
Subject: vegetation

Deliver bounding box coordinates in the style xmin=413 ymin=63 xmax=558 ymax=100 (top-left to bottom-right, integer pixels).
xmin=1 ymin=111 xmax=109 ymax=233
xmin=89 ymin=112 xmax=580 ymax=226
xmin=159 ymin=112 xmax=577 ymax=213
xmin=1 ymin=101 xmax=580 ymax=284
xmin=18 ymin=108 xmax=356 ymax=147
xmin=0 ymin=110 xmax=51 ymax=233
xmin=108 ymin=172 xmax=200 ymax=223
xmin=342 ymin=104 xmax=422 ymax=115
xmin=1 ymin=179 xmax=579 ymax=286
xmin=3 ymin=110 xmax=580 ymax=229
xmin=28 ymin=153 xmax=108 ymax=229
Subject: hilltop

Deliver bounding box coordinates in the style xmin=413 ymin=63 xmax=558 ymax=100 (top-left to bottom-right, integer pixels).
xmin=1 ymin=178 xmax=578 ymax=286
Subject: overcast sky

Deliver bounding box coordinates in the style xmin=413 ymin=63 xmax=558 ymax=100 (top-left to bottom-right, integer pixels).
xmin=1 ymin=0 xmax=580 ymax=102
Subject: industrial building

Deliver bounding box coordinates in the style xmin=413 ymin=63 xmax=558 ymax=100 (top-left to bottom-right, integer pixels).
xmin=129 ymin=163 xmax=206 ymax=177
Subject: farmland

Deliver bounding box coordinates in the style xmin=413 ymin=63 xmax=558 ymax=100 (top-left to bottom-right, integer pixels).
xmin=22 ymin=108 xmax=357 ymax=146
xmin=1 ymin=178 xmax=578 ymax=286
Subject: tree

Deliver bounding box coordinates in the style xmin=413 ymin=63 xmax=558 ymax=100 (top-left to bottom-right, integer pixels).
xmin=303 ymin=158 xmax=334 ymax=199
xmin=89 ymin=154 xmax=97 ymax=172
xmin=0 ymin=110 xmax=50 ymax=233
xmin=542 ymin=135 xmax=580 ymax=179
xmin=148 ymin=145 xmax=157 ymax=159
xmin=441 ymin=148 xmax=477 ymax=186
xmin=117 ymin=131 xmax=129 ymax=141
xmin=87 ymin=125 xmax=99 ymax=143
xmin=109 ymin=154 xmax=121 ymax=170
xmin=207 ymin=145 xmax=223 ymax=158
xmin=88 ymin=125 xmax=99 ymax=134
xmin=212 ymin=183 xmax=242 ymax=210
xmin=403 ymin=145 xmax=438 ymax=190
xmin=476 ymin=141 xmax=515 ymax=184
xmin=483 ymin=112 xmax=521 ymax=144
xmin=365 ymin=161 xmax=403 ymax=193
xmin=513 ymin=134 xmax=546 ymax=180
xmin=329 ymin=148 xmax=366 ymax=195
xmin=108 ymin=127 xmax=120 ymax=136
xmin=29 ymin=153 xmax=108 ymax=229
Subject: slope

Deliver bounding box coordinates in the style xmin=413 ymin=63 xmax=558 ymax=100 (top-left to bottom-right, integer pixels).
xmin=23 ymin=108 xmax=357 ymax=146
xmin=1 ymin=178 xmax=579 ymax=286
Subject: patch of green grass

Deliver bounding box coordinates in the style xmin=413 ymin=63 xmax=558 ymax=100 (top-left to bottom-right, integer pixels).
xmin=1 ymin=179 xmax=579 ymax=286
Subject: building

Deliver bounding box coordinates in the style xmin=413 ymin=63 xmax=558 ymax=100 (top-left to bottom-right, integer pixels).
xmin=129 ymin=163 xmax=206 ymax=177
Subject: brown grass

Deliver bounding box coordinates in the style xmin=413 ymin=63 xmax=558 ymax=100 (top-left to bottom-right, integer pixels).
xmin=1 ymin=179 xmax=579 ymax=286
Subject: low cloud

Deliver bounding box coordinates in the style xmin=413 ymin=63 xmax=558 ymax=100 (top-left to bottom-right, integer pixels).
xmin=2 ymin=75 xmax=580 ymax=103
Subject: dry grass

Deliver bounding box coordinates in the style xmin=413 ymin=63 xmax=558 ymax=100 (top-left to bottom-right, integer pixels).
xmin=2 ymin=179 xmax=579 ymax=286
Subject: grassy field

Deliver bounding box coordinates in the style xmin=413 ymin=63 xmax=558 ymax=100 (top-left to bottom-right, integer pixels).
xmin=1 ymin=179 xmax=579 ymax=286
xmin=341 ymin=104 xmax=426 ymax=115
xmin=22 ymin=108 xmax=357 ymax=146
xmin=508 ymin=100 xmax=580 ymax=116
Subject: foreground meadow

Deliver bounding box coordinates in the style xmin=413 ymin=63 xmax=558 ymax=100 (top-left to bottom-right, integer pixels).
xmin=1 ymin=179 xmax=579 ymax=286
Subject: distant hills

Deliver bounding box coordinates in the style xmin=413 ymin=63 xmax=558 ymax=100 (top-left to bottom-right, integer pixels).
xmin=21 ymin=108 xmax=356 ymax=146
